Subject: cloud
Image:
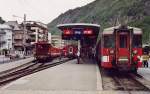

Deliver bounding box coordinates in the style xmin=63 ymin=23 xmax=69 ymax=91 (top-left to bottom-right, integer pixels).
xmin=0 ymin=0 xmax=95 ymax=23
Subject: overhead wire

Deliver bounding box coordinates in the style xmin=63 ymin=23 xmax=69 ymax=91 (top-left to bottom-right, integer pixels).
xmin=16 ymin=0 xmax=48 ymax=23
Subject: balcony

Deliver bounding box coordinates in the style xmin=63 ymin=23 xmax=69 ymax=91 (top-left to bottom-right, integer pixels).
xmin=14 ymin=42 xmax=23 ymax=46
xmin=14 ymin=36 xmax=23 ymax=40
xmin=0 ymin=29 xmax=6 ymax=35
xmin=0 ymin=41 xmax=6 ymax=44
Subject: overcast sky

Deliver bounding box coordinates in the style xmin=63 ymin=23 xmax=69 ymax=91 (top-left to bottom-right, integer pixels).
xmin=0 ymin=0 xmax=95 ymax=24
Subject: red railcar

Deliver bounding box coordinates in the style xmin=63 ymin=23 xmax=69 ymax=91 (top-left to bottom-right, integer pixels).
xmin=62 ymin=45 xmax=78 ymax=58
xmin=50 ymin=46 xmax=61 ymax=58
xmin=34 ymin=42 xmax=51 ymax=61
xmin=96 ymin=25 xmax=143 ymax=73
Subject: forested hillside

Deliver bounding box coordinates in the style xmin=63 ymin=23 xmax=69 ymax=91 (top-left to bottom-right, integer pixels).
xmin=48 ymin=0 xmax=150 ymax=43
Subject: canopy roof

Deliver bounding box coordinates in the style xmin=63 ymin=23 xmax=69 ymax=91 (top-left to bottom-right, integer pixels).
xmin=57 ymin=23 xmax=100 ymax=30
xmin=57 ymin=23 xmax=100 ymax=40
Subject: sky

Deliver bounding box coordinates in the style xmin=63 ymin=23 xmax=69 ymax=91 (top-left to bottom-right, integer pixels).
xmin=0 ymin=0 xmax=95 ymax=24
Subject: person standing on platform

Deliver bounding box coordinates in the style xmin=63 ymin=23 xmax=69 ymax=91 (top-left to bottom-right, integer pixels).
xmin=77 ymin=49 xmax=80 ymax=64
xmin=77 ymin=40 xmax=81 ymax=64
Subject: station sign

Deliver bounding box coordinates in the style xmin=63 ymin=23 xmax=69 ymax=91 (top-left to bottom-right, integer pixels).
xmin=63 ymin=29 xmax=73 ymax=35
xmin=73 ymin=28 xmax=83 ymax=40
xmin=62 ymin=28 xmax=95 ymax=40
xmin=83 ymin=29 xmax=93 ymax=35
xmin=74 ymin=29 xmax=82 ymax=35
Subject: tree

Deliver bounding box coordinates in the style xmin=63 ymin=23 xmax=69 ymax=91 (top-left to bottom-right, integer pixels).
xmin=0 ymin=17 xmax=5 ymax=24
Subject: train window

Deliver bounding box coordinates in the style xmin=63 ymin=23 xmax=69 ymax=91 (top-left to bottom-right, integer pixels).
xmin=132 ymin=35 xmax=142 ymax=48
xmin=104 ymin=36 xmax=115 ymax=48
xmin=37 ymin=45 xmax=43 ymax=49
xmin=69 ymin=47 xmax=73 ymax=53
xmin=120 ymin=35 xmax=127 ymax=48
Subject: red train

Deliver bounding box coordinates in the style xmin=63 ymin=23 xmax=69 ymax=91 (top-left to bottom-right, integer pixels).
xmin=50 ymin=46 xmax=61 ymax=58
xmin=34 ymin=42 xmax=61 ymax=62
xmin=62 ymin=45 xmax=78 ymax=58
xmin=34 ymin=42 xmax=51 ymax=61
xmin=95 ymin=25 xmax=143 ymax=73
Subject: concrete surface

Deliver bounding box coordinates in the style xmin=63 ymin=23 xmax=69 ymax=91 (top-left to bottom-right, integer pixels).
xmin=0 ymin=59 xmax=150 ymax=94
xmin=0 ymin=57 xmax=34 ymax=72
xmin=138 ymin=68 xmax=150 ymax=82
xmin=0 ymin=59 xmax=102 ymax=94
xmin=0 ymin=55 xmax=10 ymax=63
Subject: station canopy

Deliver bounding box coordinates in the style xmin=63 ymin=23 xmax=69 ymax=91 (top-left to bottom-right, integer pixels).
xmin=57 ymin=23 xmax=100 ymax=40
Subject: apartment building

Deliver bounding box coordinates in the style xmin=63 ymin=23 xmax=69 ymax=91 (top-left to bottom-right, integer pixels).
xmin=5 ymin=21 xmax=31 ymax=55
xmin=0 ymin=24 xmax=13 ymax=54
xmin=26 ymin=21 xmax=48 ymax=45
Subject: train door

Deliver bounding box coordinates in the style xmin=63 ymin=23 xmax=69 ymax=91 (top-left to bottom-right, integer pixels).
xmin=116 ymin=30 xmax=131 ymax=66
xmin=68 ymin=46 xmax=73 ymax=54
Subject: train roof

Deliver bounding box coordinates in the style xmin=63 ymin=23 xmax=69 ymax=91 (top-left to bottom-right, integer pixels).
xmin=103 ymin=25 xmax=142 ymax=35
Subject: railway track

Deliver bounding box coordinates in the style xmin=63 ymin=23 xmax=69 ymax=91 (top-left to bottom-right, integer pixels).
xmin=101 ymin=68 xmax=150 ymax=92
xmin=0 ymin=58 xmax=72 ymax=87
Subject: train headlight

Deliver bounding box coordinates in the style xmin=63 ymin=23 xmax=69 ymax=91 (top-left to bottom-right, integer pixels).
xmin=137 ymin=56 xmax=141 ymax=60
xmin=133 ymin=50 xmax=138 ymax=54
xmin=110 ymin=50 xmax=114 ymax=54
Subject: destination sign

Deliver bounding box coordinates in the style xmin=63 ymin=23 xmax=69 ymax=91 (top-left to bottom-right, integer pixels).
xmin=63 ymin=29 xmax=72 ymax=35
xmin=83 ymin=29 xmax=93 ymax=35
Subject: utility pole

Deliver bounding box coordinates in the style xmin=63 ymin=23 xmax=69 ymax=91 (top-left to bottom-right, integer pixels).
xmin=23 ymin=14 xmax=26 ymax=57
xmin=149 ymin=33 xmax=150 ymax=46
xmin=12 ymin=14 xmax=27 ymax=57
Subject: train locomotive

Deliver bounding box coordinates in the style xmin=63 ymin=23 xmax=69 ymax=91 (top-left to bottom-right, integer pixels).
xmin=34 ymin=42 xmax=51 ymax=61
xmin=34 ymin=42 xmax=61 ymax=62
xmin=96 ymin=25 xmax=143 ymax=73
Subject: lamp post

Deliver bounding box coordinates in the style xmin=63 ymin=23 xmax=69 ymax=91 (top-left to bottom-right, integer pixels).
xmin=13 ymin=14 xmax=27 ymax=57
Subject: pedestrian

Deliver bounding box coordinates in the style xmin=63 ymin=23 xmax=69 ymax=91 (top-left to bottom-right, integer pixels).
xmin=143 ymin=55 xmax=149 ymax=68
xmin=148 ymin=56 xmax=150 ymax=68
xmin=59 ymin=50 xmax=62 ymax=61
xmin=143 ymin=60 xmax=148 ymax=67
xmin=77 ymin=50 xmax=80 ymax=64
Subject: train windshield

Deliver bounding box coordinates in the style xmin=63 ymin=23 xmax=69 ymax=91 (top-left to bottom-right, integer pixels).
xmin=120 ymin=35 xmax=127 ymax=48
xmin=103 ymin=35 xmax=115 ymax=48
xmin=37 ymin=44 xmax=49 ymax=50
xmin=132 ymin=35 xmax=142 ymax=48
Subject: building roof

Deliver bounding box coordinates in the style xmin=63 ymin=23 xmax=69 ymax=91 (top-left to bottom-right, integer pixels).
xmin=26 ymin=21 xmax=47 ymax=29
xmin=0 ymin=24 xmax=12 ymax=29
xmin=103 ymin=25 xmax=142 ymax=34
xmin=5 ymin=21 xmax=22 ymax=31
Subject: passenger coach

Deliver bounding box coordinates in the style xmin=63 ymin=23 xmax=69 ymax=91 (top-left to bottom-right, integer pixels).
xmin=96 ymin=25 xmax=143 ymax=73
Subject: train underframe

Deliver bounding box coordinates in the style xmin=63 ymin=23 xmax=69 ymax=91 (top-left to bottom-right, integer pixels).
xmin=100 ymin=59 xmax=142 ymax=73
xmin=35 ymin=55 xmax=52 ymax=62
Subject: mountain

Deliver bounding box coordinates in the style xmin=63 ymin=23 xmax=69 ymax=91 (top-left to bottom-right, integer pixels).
xmin=47 ymin=0 xmax=150 ymax=43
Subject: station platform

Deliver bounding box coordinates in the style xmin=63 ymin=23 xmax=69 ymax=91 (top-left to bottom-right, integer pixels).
xmin=0 ymin=57 xmax=34 ymax=73
xmin=0 ymin=59 xmax=102 ymax=94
